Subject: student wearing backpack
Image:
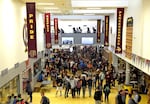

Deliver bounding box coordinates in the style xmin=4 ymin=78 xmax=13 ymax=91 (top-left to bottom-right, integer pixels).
xmin=76 ymin=76 xmax=82 ymax=97
xmin=133 ymin=91 xmax=141 ymax=104
xmin=128 ymin=93 xmax=137 ymax=104
xmin=103 ymin=83 xmax=110 ymax=102
xmin=94 ymin=87 xmax=103 ymax=104
xmin=40 ymin=92 xmax=50 ymax=104
xmin=87 ymin=76 xmax=93 ymax=97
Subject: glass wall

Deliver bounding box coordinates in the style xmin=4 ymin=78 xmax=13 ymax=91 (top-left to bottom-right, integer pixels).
xmin=33 ymin=59 xmax=41 ymax=76
xmin=0 ymin=75 xmax=20 ymax=104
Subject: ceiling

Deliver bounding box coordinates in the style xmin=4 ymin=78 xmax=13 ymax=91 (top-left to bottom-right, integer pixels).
xmin=21 ymin=0 xmax=128 ymax=16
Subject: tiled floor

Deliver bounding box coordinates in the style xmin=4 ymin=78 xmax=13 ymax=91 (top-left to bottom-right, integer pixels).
xmin=31 ymin=85 xmax=148 ymax=104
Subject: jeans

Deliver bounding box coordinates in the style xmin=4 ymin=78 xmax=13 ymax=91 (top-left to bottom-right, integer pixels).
xmin=76 ymin=88 xmax=81 ymax=96
xmin=28 ymin=92 xmax=32 ymax=102
xmin=82 ymin=86 xmax=86 ymax=98
xmin=95 ymin=100 xmax=101 ymax=104
xmin=88 ymin=86 xmax=92 ymax=97
xmin=64 ymin=88 xmax=69 ymax=98
xmin=71 ymin=88 xmax=75 ymax=98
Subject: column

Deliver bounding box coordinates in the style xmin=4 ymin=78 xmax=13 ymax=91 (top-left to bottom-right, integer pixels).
xmin=112 ymin=54 xmax=118 ymax=72
xmin=125 ymin=62 xmax=130 ymax=84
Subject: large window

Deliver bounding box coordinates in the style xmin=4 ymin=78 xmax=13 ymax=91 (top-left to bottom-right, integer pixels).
xmin=81 ymin=37 xmax=93 ymax=45
xmin=62 ymin=37 xmax=74 ymax=44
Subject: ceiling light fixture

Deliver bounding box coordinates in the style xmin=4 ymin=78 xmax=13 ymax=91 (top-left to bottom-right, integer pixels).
xmin=83 ymin=13 xmax=95 ymax=16
xmin=44 ymin=10 xmax=62 ymax=13
xmin=42 ymin=7 xmax=59 ymax=10
xmin=36 ymin=3 xmax=55 ymax=6
xmin=86 ymin=7 xmax=102 ymax=10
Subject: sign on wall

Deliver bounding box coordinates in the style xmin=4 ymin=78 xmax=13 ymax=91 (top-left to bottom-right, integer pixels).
xmin=44 ymin=13 xmax=51 ymax=48
xmin=104 ymin=16 xmax=109 ymax=46
xmin=26 ymin=2 xmax=37 ymax=58
xmin=54 ymin=18 xmax=58 ymax=44
xmin=125 ymin=17 xmax=133 ymax=59
xmin=115 ymin=8 xmax=124 ymax=53
xmin=97 ymin=19 xmax=101 ymax=43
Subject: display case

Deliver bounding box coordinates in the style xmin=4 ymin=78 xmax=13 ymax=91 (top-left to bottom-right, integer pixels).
xmin=33 ymin=59 xmax=41 ymax=76
xmin=0 ymin=75 xmax=20 ymax=104
xmin=118 ymin=58 xmax=126 ymax=73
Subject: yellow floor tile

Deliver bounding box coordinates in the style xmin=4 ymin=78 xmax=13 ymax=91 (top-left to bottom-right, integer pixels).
xmin=31 ymin=86 xmax=148 ymax=104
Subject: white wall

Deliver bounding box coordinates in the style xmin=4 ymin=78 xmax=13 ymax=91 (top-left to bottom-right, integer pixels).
xmin=0 ymin=0 xmax=27 ymax=70
xmin=142 ymin=0 xmax=150 ymax=59
xmin=124 ymin=0 xmax=144 ymax=56
xmin=0 ymin=0 xmax=45 ymax=71
xmin=109 ymin=13 xmax=117 ymax=48
xmin=36 ymin=13 xmax=45 ymax=52
xmin=56 ymin=20 xmax=98 ymax=33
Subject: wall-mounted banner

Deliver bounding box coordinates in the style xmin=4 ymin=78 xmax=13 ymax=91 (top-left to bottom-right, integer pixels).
xmin=44 ymin=13 xmax=51 ymax=48
xmin=97 ymin=19 xmax=101 ymax=43
xmin=26 ymin=2 xmax=37 ymax=58
xmin=104 ymin=16 xmax=109 ymax=46
xmin=54 ymin=18 xmax=58 ymax=44
xmin=125 ymin=17 xmax=133 ymax=59
xmin=115 ymin=8 xmax=124 ymax=53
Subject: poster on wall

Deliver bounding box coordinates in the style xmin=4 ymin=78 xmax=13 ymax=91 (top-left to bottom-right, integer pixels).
xmin=115 ymin=8 xmax=124 ymax=53
xmin=97 ymin=19 xmax=101 ymax=43
xmin=26 ymin=2 xmax=37 ymax=58
xmin=125 ymin=17 xmax=133 ymax=59
xmin=104 ymin=16 xmax=109 ymax=46
xmin=54 ymin=18 xmax=58 ymax=44
xmin=44 ymin=13 xmax=52 ymax=49
xmin=62 ymin=37 xmax=74 ymax=44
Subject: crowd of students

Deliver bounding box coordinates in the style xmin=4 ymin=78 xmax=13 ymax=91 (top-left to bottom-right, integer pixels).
xmin=40 ymin=46 xmax=143 ymax=104
xmin=4 ymin=45 xmax=145 ymax=104
xmin=6 ymin=93 xmax=29 ymax=104
xmin=40 ymin=46 xmax=112 ymax=103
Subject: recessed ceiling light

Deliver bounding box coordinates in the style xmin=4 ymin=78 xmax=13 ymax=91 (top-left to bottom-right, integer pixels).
xmin=44 ymin=10 xmax=62 ymax=13
xmin=86 ymin=7 xmax=102 ymax=10
xmin=36 ymin=3 xmax=55 ymax=6
xmin=83 ymin=13 xmax=95 ymax=16
xmin=42 ymin=7 xmax=59 ymax=10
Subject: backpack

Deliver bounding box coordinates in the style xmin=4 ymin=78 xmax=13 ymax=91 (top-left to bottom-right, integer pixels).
xmin=94 ymin=92 xmax=99 ymax=100
xmin=137 ymin=94 xmax=141 ymax=102
xmin=94 ymin=91 xmax=102 ymax=100
xmin=132 ymin=99 xmax=137 ymax=104
xmin=104 ymin=86 xmax=110 ymax=93
xmin=77 ymin=80 xmax=82 ymax=88
xmin=42 ymin=96 xmax=50 ymax=104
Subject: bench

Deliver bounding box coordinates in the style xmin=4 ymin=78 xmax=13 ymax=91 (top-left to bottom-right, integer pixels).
xmin=34 ymin=82 xmax=42 ymax=92
xmin=41 ymin=86 xmax=50 ymax=92
xmin=41 ymin=84 xmax=51 ymax=92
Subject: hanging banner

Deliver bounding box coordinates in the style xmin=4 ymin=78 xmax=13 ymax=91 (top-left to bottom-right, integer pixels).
xmin=97 ymin=19 xmax=101 ymax=43
xmin=44 ymin=13 xmax=51 ymax=48
xmin=115 ymin=8 xmax=124 ymax=53
xmin=26 ymin=2 xmax=37 ymax=58
xmin=125 ymin=17 xmax=133 ymax=59
xmin=104 ymin=16 xmax=109 ymax=46
xmin=54 ymin=18 xmax=58 ymax=44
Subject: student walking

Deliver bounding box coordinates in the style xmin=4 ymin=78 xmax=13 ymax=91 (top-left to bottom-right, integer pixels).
xmin=94 ymin=87 xmax=103 ymax=104
xmin=103 ymin=83 xmax=110 ymax=102
xmin=82 ymin=76 xmax=87 ymax=98
xmin=87 ymin=77 xmax=93 ymax=97
xmin=26 ymin=80 xmax=32 ymax=103
xmin=128 ymin=94 xmax=137 ymax=104
xmin=40 ymin=92 xmax=50 ymax=104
